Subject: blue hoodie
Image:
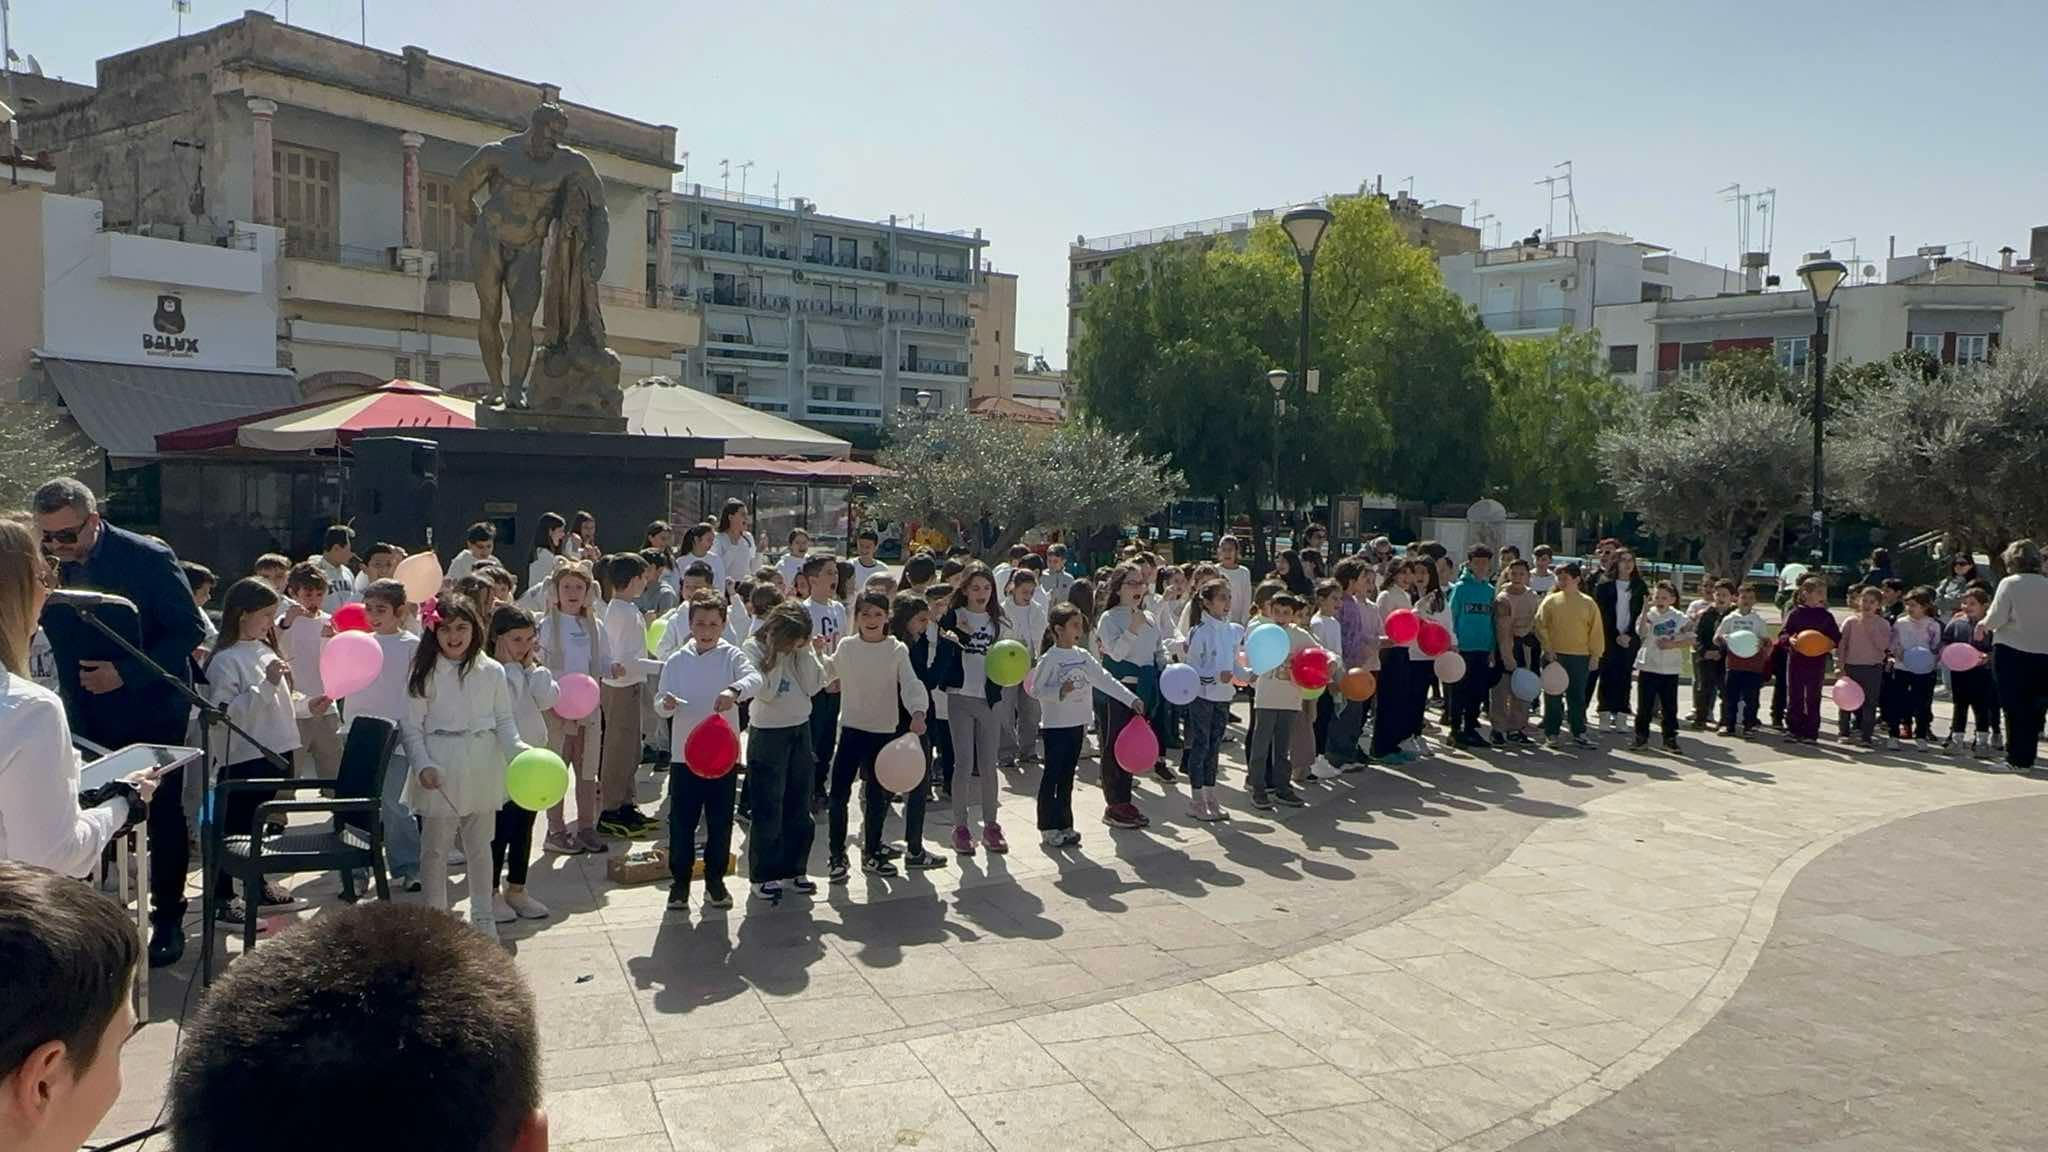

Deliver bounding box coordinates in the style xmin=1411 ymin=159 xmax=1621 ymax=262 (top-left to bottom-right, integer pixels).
xmin=1447 ymin=568 xmax=1499 ymax=654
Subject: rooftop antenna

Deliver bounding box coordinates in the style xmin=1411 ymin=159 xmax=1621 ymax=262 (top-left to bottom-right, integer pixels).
xmin=718 ymin=158 xmax=730 ymax=195
xmin=3 ymin=0 xmax=15 ymax=106
xmin=1536 ymin=160 xmax=1579 ymax=238
xmin=1828 ymin=237 xmax=1862 ymax=283
xmin=736 ymin=159 xmax=755 ymax=200
xmin=675 ymin=149 xmax=689 ymax=191
xmin=772 ymin=170 xmax=780 ymax=207
xmin=1400 ymin=175 xmax=1415 ymax=198
xmin=1471 ymin=197 xmax=1497 ymax=248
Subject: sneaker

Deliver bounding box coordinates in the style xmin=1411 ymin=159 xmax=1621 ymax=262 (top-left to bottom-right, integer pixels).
xmin=1547 ymin=734 xmax=1564 ymax=749
xmin=828 ymin=857 xmax=851 ymax=884
xmin=790 ymin=876 xmax=818 ymax=895
xmin=1663 ymin=737 xmax=1681 ymax=753
xmin=862 ymin=856 xmax=899 ymax=877
xmin=1744 ymin=725 xmax=1761 ymax=738
xmin=1104 ymin=806 xmax=1144 ymax=830
xmin=903 ymin=849 xmax=947 ymax=870
xmin=542 ymin=831 xmax=584 ymax=856
xmin=259 ymin=881 xmax=301 ymax=908
xmin=983 ymin=823 xmax=1009 ymax=853
xmin=705 ymin=883 xmax=733 ymax=909
xmin=1060 ymin=828 xmax=1084 ymax=846
xmin=622 ymin=806 xmax=660 ymax=832
xmin=1043 ymin=828 xmax=1067 ymax=847
xmin=1572 ymin=735 xmax=1596 ymax=749
xmin=1305 ymin=758 xmax=1337 ymax=782
xmin=1631 ymin=737 xmax=1648 ymax=750
xmin=398 ymin=872 xmax=424 ymax=893
xmin=493 ymin=893 xmax=519 ymax=923
xmin=576 ymin=827 xmax=609 ymax=854
xmin=754 ymin=881 xmax=783 ymax=901
xmin=1250 ymin=794 xmax=1276 ymax=811
xmin=1972 ymin=735 xmax=1989 ymax=759
xmin=873 ymin=844 xmax=903 ymax=862
xmin=1886 ymin=736 xmax=1901 ymax=751
xmin=952 ymin=825 xmax=975 ymax=856
xmin=1381 ymin=750 xmax=1416 ymax=766
xmin=504 ymin=887 xmax=549 ymax=919
xmin=1273 ymin=789 xmax=1308 ymax=808
xmin=1489 ymin=731 xmax=1507 ymax=748
xmin=666 ymin=887 xmax=691 ymax=911
xmin=1153 ymin=761 xmax=1178 ymax=783
xmin=1508 ymin=731 xmax=1532 ymax=745
xmin=1019 ymin=752 xmax=1042 ymax=765
xmin=595 ymin=813 xmax=638 ymax=839
xmin=218 ymin=896 xmax=250 ymax=926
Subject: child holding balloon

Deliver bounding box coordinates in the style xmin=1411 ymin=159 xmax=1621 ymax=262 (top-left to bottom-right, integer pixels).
xmin=997 ymin=569 xmax=1047 ymax=769
xmin=537 ymin=561 xmax=621 ymax=855
xmin=1714 ymin=584 xmax=1771 ymax=736
xmin=654 ymin=591 xmax=761 ymax=911
xmin=1779 ymin=575 xmax=1841 ymax=743
xmin=1180 ymin=579 xmax=1239 ymax=820
xmin=1944 ymin=588 xmax=2000 ymax=756
xmin=488 ymin=605 xmax=556 ymax=923
xmin=823 ymin=591 xmax=930 ymax=880
xmin=741 ymin=601 xmax=826 ymax=900
xmin=1245 ymin=592 xmax=1316 ymax=810
xmin=399 ymin=593 xmax=530 ymax=939
xmin=887 ymin=591 xmax=947 ymax=870
xmin=1097 ymin=564 xmax=1167 ymax=828
xmin=1032 ymin=603 xmax=1144 ymax=845
xmin=1889 ymin=588 xmax=1943 ymax=748
xmin=1371 ymin=561 xmax=1419 ymax=764
xmin=1837 ymin=588 xmax=1891 ymax=746
xmin=935 ymin=564 xmax=1008 ymax=855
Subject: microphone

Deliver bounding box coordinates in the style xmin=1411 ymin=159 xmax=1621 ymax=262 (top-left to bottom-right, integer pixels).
xmin=45 ymin=589 xmax=141 ymax=612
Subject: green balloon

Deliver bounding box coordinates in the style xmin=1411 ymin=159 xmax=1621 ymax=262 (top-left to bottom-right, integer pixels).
xmin=505 ymin=748 xmax=570 ymax=812
xmin=646 ymin=617 xmax=669 ymax=656
xmin=986 ymin=638 xmax=1030 ymax=687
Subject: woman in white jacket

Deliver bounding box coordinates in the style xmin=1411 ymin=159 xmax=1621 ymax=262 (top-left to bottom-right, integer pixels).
xmin=400 ymin=593 xmax=529 ymax=938
xmin=488 ymin=604 xmax=556 ymax=923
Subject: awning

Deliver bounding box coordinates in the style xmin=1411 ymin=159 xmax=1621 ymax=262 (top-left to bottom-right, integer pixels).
xmin=691 ymin=456 xmax=893 ymax=480
xmin=704 ymin=311 xmax=750 ymax=340
xmin=751 ymin=317 xmax=790 ymax=347
xmin=156 ymin=379 xmax=473 ymax=453
xmin=846 ymin=327 xmax=881 ymax=356
xmin=41 ymin=357 xmax=302 ymax=460
xmin=622 ymin=381 xmax=851 ymax=458
xmin=806 ymin=323 xmax=848 ymax=353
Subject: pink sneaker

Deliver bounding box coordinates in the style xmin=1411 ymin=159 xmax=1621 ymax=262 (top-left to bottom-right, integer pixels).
xmin=951 ymin=824 xmax=976 ymax=856
xmin=983 ymin=822 xmax=1009 ymax=854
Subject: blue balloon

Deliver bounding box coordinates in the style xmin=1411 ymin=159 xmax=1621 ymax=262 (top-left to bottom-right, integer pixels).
xmin=1245 ymin=622 xmax=1290 ymax=675
xmin=1510 ymin=667 xmax=1542 ymax=703
xmin=1160 ymin=663 xmax=1200 ymax=706
xmin=1900 ymin=646 xmax=1937 ymax=675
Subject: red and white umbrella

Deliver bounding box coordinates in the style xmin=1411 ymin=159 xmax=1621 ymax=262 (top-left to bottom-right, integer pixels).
xmin=157 ymin=380 xmax=474 ymax=453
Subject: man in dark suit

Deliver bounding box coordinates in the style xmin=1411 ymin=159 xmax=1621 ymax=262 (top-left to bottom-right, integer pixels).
xmin=33 ymin=477 xmax=208 ymax=967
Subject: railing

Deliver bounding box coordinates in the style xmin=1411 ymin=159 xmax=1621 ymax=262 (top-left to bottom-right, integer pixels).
xmin=1474 ymin=239 xmax=1581 ymax=266
xmin=698 ymin=287 xmax=793 ymax=312
xmin=887 ymin=308 xmax=973 ymax=330
xmin=894 ymin=260 xmax=970 ymax=283
xmin=796 ymin=300 xmax=883 ymax=323
xmin=282 ymin=236 xmax=387 ymax=268
xmin=810 ymin=350 xmax=884 ymax=371
xmin=744 ymin=397 xmax=792 ymax=414
xmin=901 ymin=357 xmax=969 ymax=378
xmin=707 ymin=345 xmax=789 ymax=362
xmin=689 ymin=185 xmax=789 ymax=210
xmin=1478 ymin=307 xmax=1572 ymax=333
xmin=700 ymin=233 xmax=737 ymax=253
xmin=805 ymin=402 xmax=883 ymax=421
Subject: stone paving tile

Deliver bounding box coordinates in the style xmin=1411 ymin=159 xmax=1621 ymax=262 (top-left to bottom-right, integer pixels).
xmin=1043 ymin=1031 xmax=1269 ymax=1148
xmin=807 ymin=1077 xmax=994 ymax=1152
xmin=1396 ymin=952 xmax=1619 ymax=1031
xmin=1120 ymin=981 xmax=1272 ymax=1042
xmin=656 ymin=1075 xmax=830 ymax=1152
xmin=784 ymin=1041 xmax=926 ymax=1094
xmin=907 ymin=1022 xmax=1073 ymax=1097
xmin=1234 ymin=984 xmax=1456 ymax=1075
xmin=1016 ymin=1002 xmax=1149 ymax=1045
xmin=545 ymin=1082 xmax=663 ymax=1144
xmin=1315 ymin=970 xmax=1543 ymax=1056
xmin=1277 ymin=1100 xmax=1451 ymax=1152
xmin=1222 ymin=1064 xmax=1381 ymax=1116
xmin=955 ymin=1082 xmax=1150 ymax=1152
xmin=1362 ymin=1062 xmax=1529 ymax=1140
xmin=1176 ymin=1030 xmax=1328 ymax=1078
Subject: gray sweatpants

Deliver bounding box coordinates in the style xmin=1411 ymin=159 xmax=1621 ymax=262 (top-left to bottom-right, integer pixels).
xmin=949 ymin=692 xmax=1002 ymax=826
xmin=998 ymin=683 xmax=1040 ymax=764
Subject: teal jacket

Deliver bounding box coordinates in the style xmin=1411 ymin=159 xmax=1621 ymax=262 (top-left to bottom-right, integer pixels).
xmin=1447 ymin=570 xmax=1499 ymax=654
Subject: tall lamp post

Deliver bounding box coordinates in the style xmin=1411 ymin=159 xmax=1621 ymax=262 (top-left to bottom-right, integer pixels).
xmin=1265 ymin=368 xmax=1289 ymax=567
xmin=1795 ymin=254 xmax=1847 ymax=567
xmin=1278 ymin=204 xmax=1332 ymax=563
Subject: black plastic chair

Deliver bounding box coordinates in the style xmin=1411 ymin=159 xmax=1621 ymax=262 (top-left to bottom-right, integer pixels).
xmin=202 ymin=717 xmax=399 ymax=981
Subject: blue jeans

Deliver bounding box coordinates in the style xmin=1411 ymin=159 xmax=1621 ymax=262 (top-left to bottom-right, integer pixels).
xmin=380 ymin=746 xmax=422 ymax=878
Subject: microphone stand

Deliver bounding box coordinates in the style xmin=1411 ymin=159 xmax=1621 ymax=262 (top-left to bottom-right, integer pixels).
xmin=63 ymin=603 xmax=293 ymax=986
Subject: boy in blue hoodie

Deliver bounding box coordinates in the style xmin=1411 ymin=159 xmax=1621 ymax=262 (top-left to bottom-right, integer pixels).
xmin=1446 ymin=545 xmax=1500 ymax=748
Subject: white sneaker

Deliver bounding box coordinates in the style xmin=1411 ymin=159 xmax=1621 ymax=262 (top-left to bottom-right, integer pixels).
xmin=491 ymin=893 xmax=517 ymax=924
xmin=1043 ymin=829 xmax=1066 ymax=847
xmin=504 ymin=888 xmax=550 ymax=920
xmin=1307 ymin=756 xmax=1336 ymax=781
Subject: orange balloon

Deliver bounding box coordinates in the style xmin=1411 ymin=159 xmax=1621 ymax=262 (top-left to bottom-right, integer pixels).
xmin=1791 ymin=629 xmax=1835 ymax=658
xmin=1339 ymin=667 xmax=1377 ymax=701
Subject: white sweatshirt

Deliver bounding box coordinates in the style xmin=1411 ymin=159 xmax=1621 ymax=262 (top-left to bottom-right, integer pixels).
xmin=350 ymin=631 xmax=421 ymax=723
xmin=1182 ymin=617 xmax=1244 ymax=703
xmin=653 ymin=639 xmax=761 ymax=750
xmin=710 ymin=531 xmax=756 ymax=590
xmin=1029 ymin=645 xmax=1142 ymax=729
xmin=1097 ymin=605 xmax=1166 ymax=669
xmin=503 ymin=661 xmax=559 ymax=746
xmin=279 ymin=610 xmax=329 ymax=699
xmin=824 ymin=635 xmax=928 ymax=733
xmin=1219 ymin=564 xmax=1254 ymax=626
xmin=740 ymin=640 xmax=826 ymax=729
xmin=0 ymin=670 xmax=130 ymax=877
xmin=1634 ymin=606 xmax=1689 ymax=675
xmin=205 ymin=640 xmax=302 ymax=766
xmin=602 ymin=597 xmax=648 ymax=687
xmin=1001 ymin=596 xmax=1048 ymax=659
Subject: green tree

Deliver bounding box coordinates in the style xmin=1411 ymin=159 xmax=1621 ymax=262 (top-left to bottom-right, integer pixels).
xmin=1832 ymin=343 xmax=2048 ymax=566
xmin=0 ymin=401 xmax=96 ymax=512
xmin=1598 ymin=382 xmax=1811 ymax=579
xmin=1489 ymin=328 xmax=1627 ymax=525
xmin=870 ymin=409 xmax=1183 ymax=560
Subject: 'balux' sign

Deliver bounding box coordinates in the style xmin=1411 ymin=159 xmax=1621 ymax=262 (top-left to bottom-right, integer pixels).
xmin=144 ymin=295 xmax=200 ymax=357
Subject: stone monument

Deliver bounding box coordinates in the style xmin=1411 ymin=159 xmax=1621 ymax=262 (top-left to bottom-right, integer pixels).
xmin=1465 ymin=497 xmax=1509 ymax=554
xmin=454 ymin=100 xmax=624 ymax=431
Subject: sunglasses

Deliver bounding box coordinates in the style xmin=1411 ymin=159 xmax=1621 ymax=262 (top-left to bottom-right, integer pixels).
xmin=41 ymin=525 xmax=85 ymax=545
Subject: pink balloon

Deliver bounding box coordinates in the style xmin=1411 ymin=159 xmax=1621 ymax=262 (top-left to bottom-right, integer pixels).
xmin=1831 ymin=676 xmax=1865 ymax=713
xmin=395 ymin=551 xmax=445 ymax=603
xmin=318 ymin=631 xmax=382 ymax=699
xmin=554 ymin=672 xmax=600 ymax=720
xmin=1433 ymin=650 xmax=1466 ymax=684
xmin=1940 ymin=643 xmax=1982 ymax=672
xmin=1539 ymin=662 xmax=1569 ymax=696
xmin=875 ymin=733 xmax=929 ymax=795
xmin=1114 ymin=715 xmax=1159 ymax=775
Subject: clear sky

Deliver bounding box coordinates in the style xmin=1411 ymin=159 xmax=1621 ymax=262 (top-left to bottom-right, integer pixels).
xmin=13 ymin=0 xmax=2047 ymax=367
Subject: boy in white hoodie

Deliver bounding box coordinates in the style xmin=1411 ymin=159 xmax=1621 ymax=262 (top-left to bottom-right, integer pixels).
xmin=653 ymin=592 xmax=761 ymax=911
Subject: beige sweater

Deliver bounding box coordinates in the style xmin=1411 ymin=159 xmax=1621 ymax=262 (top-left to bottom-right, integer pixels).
xmin=824 ymin=635 xmax=930 ymax=733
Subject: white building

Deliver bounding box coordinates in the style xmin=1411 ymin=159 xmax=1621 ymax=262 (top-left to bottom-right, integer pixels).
xmin=1438 ymin=231 xmax=1739 ymax=338
xmin=669 ymin=187 xmax=984 ymax=440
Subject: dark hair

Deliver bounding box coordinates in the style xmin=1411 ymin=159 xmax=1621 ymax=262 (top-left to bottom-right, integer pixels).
xmin=680 ymin=522 xmax=715 ymax=556
xmin=1332 ymin=556 xmax=1367 ymax=587
xmin=1276 ymin=549 xmax=1313 ymax=595
xmin=1652 ymin=579 xmax=1679 ymax=598
xmin=1742 ymin=582 xmax=1767 ymax=598
xmin=787 ymin=527 xmax=811 ymax=547
xmin=716 ymin=498 xmax=748 ymax=535
xmin=362 ymin=578 xmax=407 ymax=612
xmin=285 ymin=560 xmax=328 ymax=594
xmin=747 ymin=583 xmax=782 ymax=616
xmin=464 ymin=521 xmax=496 ymax=545
xmin=534 ymin=513 xmax=566 ymax=557
xmin=685 ymin=589 xmax=727 ymax=622
xmin=606 ymin=551 xmax=649 ymax=589
xmin=408 ymin=593 xmax=486 ymax=697
xmin=1047 ymin=542 xmax=1066 ymax=556
xmin=1314 ymin=578 xmax=1342 ymax=602
xmin=799 ymin=553 xmax=837 ymax=584
xmin=0 ymin=861 xmax=139 ymax=1077
xmin=1419 ymin=539 xmax=1447 ymax=561
xmin=753 ymin=601 xmax=813 ymax=675
xmin=682 ymin=560 xmax=715 ymax=584
xmin=489 ymin=604 xmax=536 ymax=647
xmin=321 ymin=524 xmax=355 ymax=552
xmin=1904 ymin=585 xmax=1937 ymax=611
xmin=168 ymin=903 xmax=538 ymax=1152
xmin=253 ymin=552 xmax=291 ymax=574
xmin=1006 ymin=567 xmax=1039 ymax=593
xmin=1713 ymin=578 xmax=1738 ymax=594
xmin=952 ymin=562 xmax=1007 ymax=631
xmin=639 ymin=547 xmax=672 ymax=571
xmin=569 ymin=511 xmax=595 ymax=537
xmin=854 ymin=590 xmax=892 ymax=617
xmin=210 ymin=577 xmax=281 ymax=667
xmin=836 ymin=559 xmax=856 ymax=600
xmin=1019 ymin=553 xmax=1046 ymax=572
xmin=732 ymin=576 xmax=757 ymax=605
xmin=1043 ymin=601 xmax=1086 ymax=651
xmin=939 ymin=557 xmax=965 ymax=582
xmin=1558 ymin=561 xmax=1586 ymax=582
xmin=1064 ymin=578 xmax=1094 ymax=640
xmin=1533 ymin=544 xmax=1553 ymax=558
xmin=1269 ymin=591 xmax=1308 ymax=612
xmin=889 ymin=592 xmax=930 ymax=643
xmin=1880 ymin=577 xmax=1906 ymax=593
xmin=1217 ymin=533 xmax=1241 ymax=553
xmin=643 ymin=520 xmax=670 ymax=544
xmin=902 ymin=554 xmax=936 ymax=587
xmin=362 ymin=540 xmax=400 ymax=565
xmin=1508 ymin=558 xmax=1531 ymax=573
xmin=453 ymin=574 xmax=493 ymax=606
xmin=1962 ymin=587 xmax=1992 ymax=606
xmin=857 ymin=528 xmax=880 ymax=544
xmin=183 ymin=560 xmax=217 ymax=593
xmin=1466 ymin=544 xmax=1494 ymax=560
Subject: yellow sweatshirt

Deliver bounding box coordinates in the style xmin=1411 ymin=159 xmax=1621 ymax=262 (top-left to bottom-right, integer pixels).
xmin=1534 ymin=588 xmax=1605 ymax=660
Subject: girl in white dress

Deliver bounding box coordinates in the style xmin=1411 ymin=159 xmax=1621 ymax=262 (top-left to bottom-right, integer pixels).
xmin=400 ymin=592 xmax=529 ymax=939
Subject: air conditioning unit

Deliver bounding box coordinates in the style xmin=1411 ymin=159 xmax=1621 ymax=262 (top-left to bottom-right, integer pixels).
xmin=1558 ymin=276 xmax=1576 ymax=291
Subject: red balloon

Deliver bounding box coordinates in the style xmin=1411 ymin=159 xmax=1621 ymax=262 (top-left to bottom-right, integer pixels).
xmin=331 ymin=602 xmax=371 ymax=633
xmin=1417 ymin=620 xmax=1452 ymax=658
xmin=682 ymin=712 xmax=741 ymax=779
xmin=1384 ymin=609 xmax=1420 ymax=645
xmin=1290 ymin=646 xmax=1335 ymax=690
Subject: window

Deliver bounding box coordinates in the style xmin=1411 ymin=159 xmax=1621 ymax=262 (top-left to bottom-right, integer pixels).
xmin=712 ymin=272 xmax=739 ymax=308
xmin=838 ymin=237 xmax=858 ymax=267
xmin=740 ymin=223 xmax=763 ymax=256
xmin=900 ymin=388 xmax=923 ymax=407
xmin=274 ymin=141 xmax=338 ymax=260
xmin=837 ymin=386 xmax=857 ymax=403
xmin=1677 ymin=342 xmax=1711 ymax=383
xmin=1909 ymin=333 xmax=1942 ymax=357
xmin=995 ymin=329 xmax=1001 ymax=343
xmin=1607 ymin=344 xmax=1638 ymax=374
xmin=1774 ymin=336 xmax=1810 ymax=377
xmin=394 ymin=354 xmax=413 ymax=379
xmin=712 ymin=220 xmax=736 ymax=252
xmin=811 ymin=384 xmax=831 ymax=400
xmin=423 ymin=358 xmax=441 ymax=386
xmin=421 ymin=173 xmax=462 ymax=277
xmin=1956 ymin=334 xmax=1989 ymax=364
xmin=811 ymin=235 xmax=833 ymax=262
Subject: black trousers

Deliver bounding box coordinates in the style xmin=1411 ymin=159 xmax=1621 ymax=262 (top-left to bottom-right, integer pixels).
xmin=930 ymin=717 xmax=954 ymax=792
xmin=1635 ymin=671 xmax=1680 ymax=740
xmin=1039 ymin=726 xmax=1082 ymax=831
xmin=1996 ymin=645 xmax=2048 ymax=771
xmin=745 ymin=725 xmax=815 ymax=882
xmin=668 ymin=768 xmax=737 ymax=888
xmin=1597 ymin=641 xmax=1636 ymax=714
xmin=1722 ymin=669 xmax=1763 ymax=731
xmin=1452 ymin=651 xmax=1493 ymax=736
xmin=213 ymin=756 xmax=282 ymax=895
xmin=1769 ymin=646 xmax=1790 ymax=724
xmin=1950 ymin=666 xmax=2000 ymax=736
xmin=1692 ymin=654 xmax=1724 ymax=723
xmin=1891 ymin=671 xmax=1936 ymax=739
xmin=829 ymin=728 xmax=894 ymax=859
xmin=808 ymin=692 xmax=841 ymax=798
xmin=1101 ymin=695 xmax=1139 ymax=806
xmin=491 ymin=799 xmax=535 ymax=887
xmin=1370 ymin=651 xmax=1411 ymax=756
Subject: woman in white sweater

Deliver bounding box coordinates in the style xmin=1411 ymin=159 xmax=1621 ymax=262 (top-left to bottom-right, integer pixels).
xmin=1985 ymin=539 xmax=2048 ymax=773
xmin=0 ymin=517 xmax=155 ymax=875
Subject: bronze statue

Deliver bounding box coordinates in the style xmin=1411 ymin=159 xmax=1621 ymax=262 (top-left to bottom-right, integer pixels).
xmin=454 ymin=101 xmax=619 ymax=414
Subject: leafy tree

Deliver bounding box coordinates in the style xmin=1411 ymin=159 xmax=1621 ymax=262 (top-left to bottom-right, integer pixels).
xmin=0 ymin=401 xmax=97 ymax=512
xmin=1598 ymin=382 xmax=1811 ymax=580
xmin=1832 ymin=344 xmax=2048 ymax=566
xmin=1489 ymin=328 xmax=1627 ymax=525
xmin=870 ymin=409 xmax=1183 ymax=560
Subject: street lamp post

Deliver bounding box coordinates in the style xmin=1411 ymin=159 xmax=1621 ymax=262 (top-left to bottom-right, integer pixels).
xmin=1795 ymin=254 xmax=1847 ymax=567
xmin=1279 ymin=205 xmax=1332 ymax=561
xmin=1265 ymin=368 xmax=1289 ymax=567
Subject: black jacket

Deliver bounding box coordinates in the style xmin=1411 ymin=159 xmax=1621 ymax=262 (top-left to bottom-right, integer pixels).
xmin=930 ymin=606 xmax=1004 ymax=705
xmin=1593 ymin=575 xmax=1648 ymax=648
xmin=46 ymin=522 xmax=208 ymax=744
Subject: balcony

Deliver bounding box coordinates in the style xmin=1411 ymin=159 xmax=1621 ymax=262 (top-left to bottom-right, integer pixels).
xmin=796 ymin=299 xmax=884 ymax=323
xmin=900 ymin=357 xmax=969 ymax=378
xmin=1474 ymin=240 xmax=1581 ymax=267
xmin=888 ymin=308 xmax=973 ymax=331
xmin=685 ymin=231 xmax=793 ymax=262
xmin=894 ymin=260 xmax=970 ymax=284
xmin=1479 ymin=307 xmax=1572 ymax=333
xmin=697 ymin=287 xmax=793 ymax=312
xmin=810 ymin=350 xmax=885 ymax=372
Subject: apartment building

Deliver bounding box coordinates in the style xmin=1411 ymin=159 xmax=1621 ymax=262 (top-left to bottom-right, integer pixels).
xmin=15 ymin=11 xmax=697 ymax=402
xmin=967 ymin=269 xmax=1018 ymax=406
xmin=669 ymin=187 xmax=984 ymax=441
xmin=1437 ymin=231 xmax=1739 ymax=339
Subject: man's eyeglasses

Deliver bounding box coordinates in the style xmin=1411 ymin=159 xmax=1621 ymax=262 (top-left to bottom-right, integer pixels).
xmin=41 ymin=526 xmax=85 ymax=545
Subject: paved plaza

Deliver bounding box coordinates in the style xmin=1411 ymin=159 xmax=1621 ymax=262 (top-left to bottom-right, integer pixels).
xmin=93 ymin=714 xmax=2046 ymax=1151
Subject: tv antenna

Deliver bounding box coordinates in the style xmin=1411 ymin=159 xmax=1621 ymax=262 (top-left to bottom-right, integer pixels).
xmin=1470 ymin=197 xmax=1498 ymax=248
xmin=1535 ymin=160 xmax=1578 ymax=238
xmin=736 ymin=160 xmax=755 ymax=200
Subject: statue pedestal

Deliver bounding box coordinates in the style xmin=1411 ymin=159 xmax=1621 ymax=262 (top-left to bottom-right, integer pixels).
xmin=479 ymin=340 xmax=627 ymax=434
xmin=475 ymin=404 xmax=626 ymax=435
